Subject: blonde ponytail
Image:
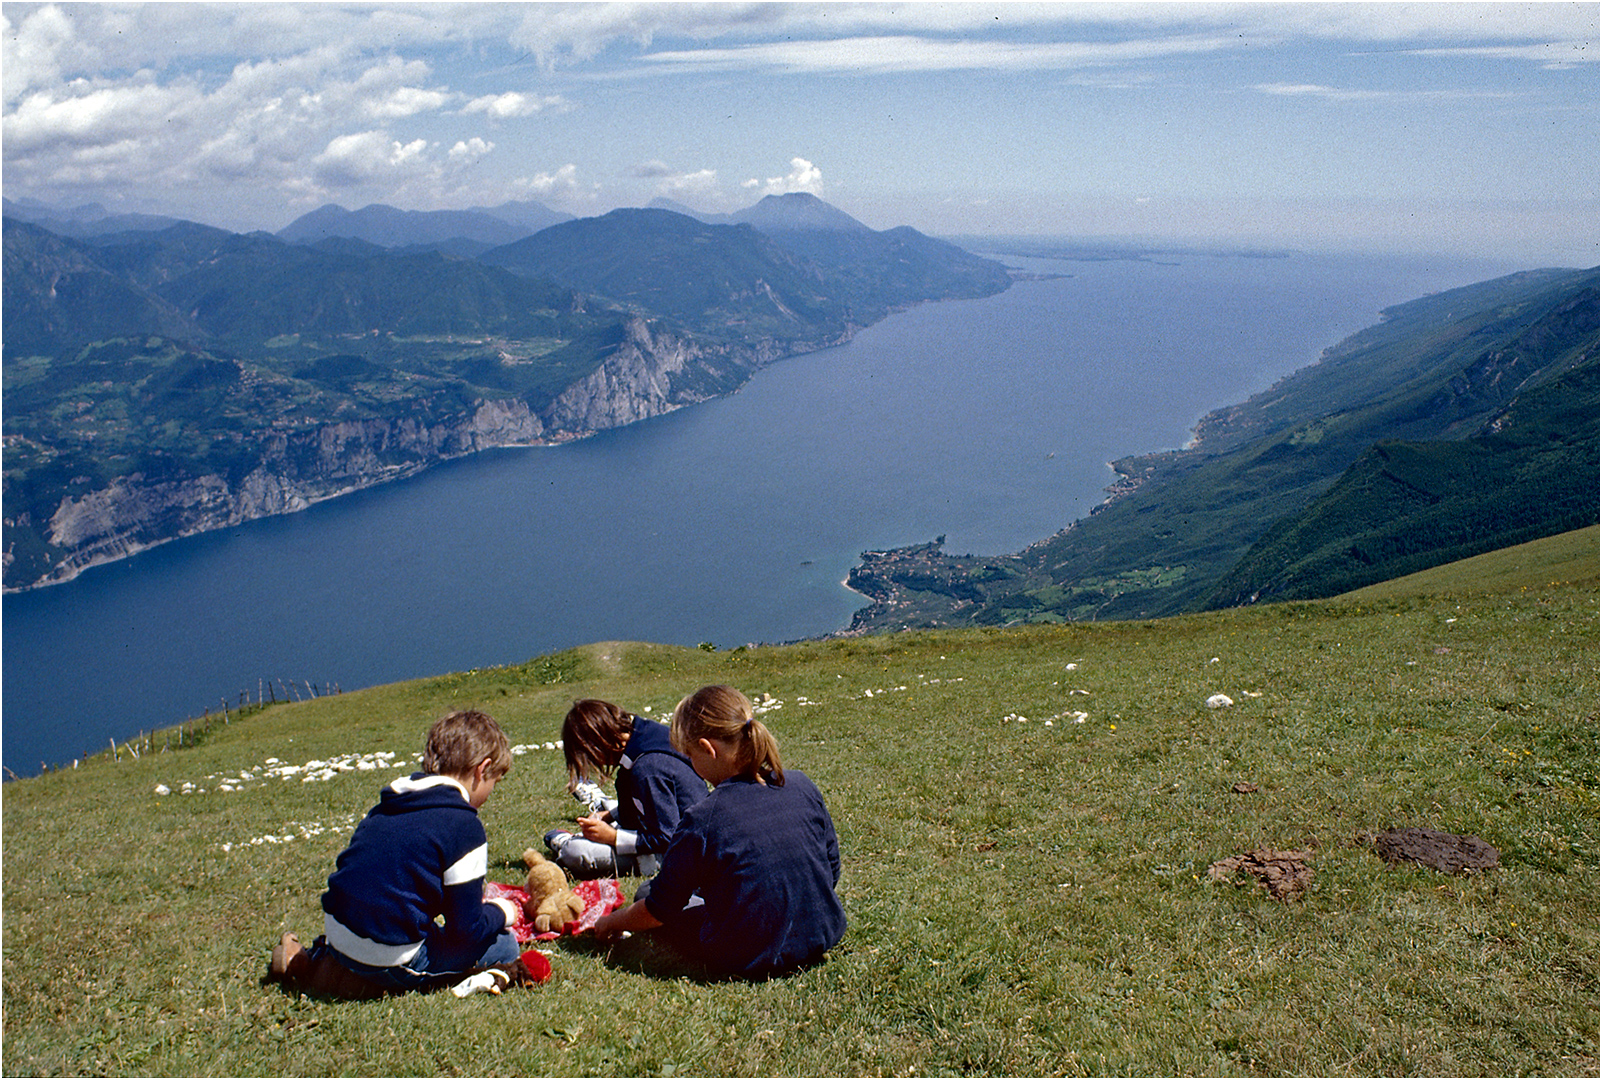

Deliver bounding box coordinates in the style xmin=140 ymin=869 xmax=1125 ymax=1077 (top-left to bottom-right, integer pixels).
xmin=672 ymin=685 xmax=785 ymax=785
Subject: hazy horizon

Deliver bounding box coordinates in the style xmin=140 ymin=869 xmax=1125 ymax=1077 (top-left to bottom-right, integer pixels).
xmin=3 ymin=2 xmax=1597 ymax=266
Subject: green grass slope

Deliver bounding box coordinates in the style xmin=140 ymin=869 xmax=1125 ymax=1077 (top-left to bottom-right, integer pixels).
xmin=3 ymin=533 xmax=1596 ymax=1076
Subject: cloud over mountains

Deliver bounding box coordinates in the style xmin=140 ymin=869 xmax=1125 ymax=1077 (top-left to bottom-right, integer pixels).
xmin=2 ymin=3 xmax=1593 ymax=263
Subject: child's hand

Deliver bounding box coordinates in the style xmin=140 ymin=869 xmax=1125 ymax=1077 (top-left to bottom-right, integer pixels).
xmin=576 ymin=813 xmax=618 ymax=846
xmin=593 ymin=900 xmax=661 ymax=940
xmin=487 ymin=896 xmax=521 ymax=928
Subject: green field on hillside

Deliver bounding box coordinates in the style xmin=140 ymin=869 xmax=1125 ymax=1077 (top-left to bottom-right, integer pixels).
xmin=3 ymin=528 xmax=1596 ymax=1076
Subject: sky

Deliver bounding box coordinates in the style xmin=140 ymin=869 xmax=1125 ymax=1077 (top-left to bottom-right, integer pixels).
xmin=2 ymin=2 xmax=1597 ymax=264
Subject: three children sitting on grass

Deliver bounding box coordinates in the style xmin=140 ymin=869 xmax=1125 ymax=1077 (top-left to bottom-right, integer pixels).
xmin=269 ymin=686 xmax=845 ymax=996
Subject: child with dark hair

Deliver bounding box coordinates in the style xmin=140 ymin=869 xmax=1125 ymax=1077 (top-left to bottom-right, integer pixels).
xmin=544 ymin=698 xmax=707 ymax=878
xmin=268 ymin=710 xmax=523 ymax=997
xmin=592 ymin=685 xmax=846 ymax=979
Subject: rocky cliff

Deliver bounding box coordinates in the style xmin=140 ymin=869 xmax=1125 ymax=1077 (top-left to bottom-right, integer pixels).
xmin=9 ymin=317 xmax=828 ymax=590
xmin=4 ymin=197 xmax=1006 ymax=592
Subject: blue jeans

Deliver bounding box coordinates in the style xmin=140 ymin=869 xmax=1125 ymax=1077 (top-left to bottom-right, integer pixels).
xmin=327 ymin=929 xmax=520 ymax=992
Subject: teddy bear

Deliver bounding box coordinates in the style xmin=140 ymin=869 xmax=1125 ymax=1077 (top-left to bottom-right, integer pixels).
xmin=521 ymin=848 xmax=585 ymax=934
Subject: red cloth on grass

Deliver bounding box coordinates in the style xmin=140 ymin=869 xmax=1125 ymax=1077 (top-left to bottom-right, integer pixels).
xmin=484 ymin=878 xmax=627 ymax=942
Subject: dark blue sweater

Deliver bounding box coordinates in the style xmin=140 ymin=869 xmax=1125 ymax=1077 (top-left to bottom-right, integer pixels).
xmin=644 ymin=770 xmax=845 ymax=978
xmin=613 ymin=716 xmax=707 ymax=856
xmin=321 ymin=773 xmax=505 ymax=968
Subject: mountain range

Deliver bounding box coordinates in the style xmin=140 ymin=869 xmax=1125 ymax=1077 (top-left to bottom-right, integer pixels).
xmin=3 ymin=189 xmax=1594 ymax=617
xmin=1 ymin=193 xmax=1014 ymax=591
xmin=275 ymin=199 xmax=575 ymax=252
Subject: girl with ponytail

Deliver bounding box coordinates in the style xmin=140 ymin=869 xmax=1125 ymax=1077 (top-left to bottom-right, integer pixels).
xmin=591 ymin=685 xmax=846 ymax=979
xmin=670 ymin=683 xmax=785 ymax=786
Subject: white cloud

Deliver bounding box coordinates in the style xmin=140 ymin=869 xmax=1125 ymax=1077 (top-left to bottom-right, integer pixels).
xmin=660 ymin=168 xmax=719 ymax=199
xmin=665 ymin=167 xmax=718 ymax=191
xmin=365 ymin=85 xmax=452 ymax=119
xmin=462 ymin=91 xmax=572 ymax=119
xmin=631 ymin=159 xmax=719 ymax=198
xmin=644 ymin=33 xmax=1249 ymax=75
xmin=746 ymin=157 xmax=822 ymax=197
xmin=1245 ymin=3 xmax=1596 ymax=46
xmin=342 ymin=56 xmax=451 ymax=119
xmin=1401 ymin=42 xmax=1598 ymax=71
xmin=9 ymin=3 xmax=1593 ymax=91
xmin=1251 ymin=82 xmax=1392 ymax=102
xmin=3 ymin=80 xmax=201 ymax=155
xmin=1251 ymin=82 xmax=1521 ymax=103
xmin=508 ymin=2 xmax=799 ymax=68
xmin=2 ymin=3 xmax=1591 ymax=241
xmin=2 ymin=5 xmax=88 ymax=105
xmin=514 ymin=163 xmax=583 ymax=198
xmin=313 ymin=131 xmax=430 ymax=186
xmin=512 ymin=3 xmax=1597 ymax=74
xmin=1 ymin=31 xmax=471 ymax=210
xmin=448 ymin=137 xmax=494 ymax=162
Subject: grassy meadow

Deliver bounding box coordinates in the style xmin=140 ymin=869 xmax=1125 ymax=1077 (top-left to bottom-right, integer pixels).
xmin=3 ymin=527 xmax=1597 ymax=1077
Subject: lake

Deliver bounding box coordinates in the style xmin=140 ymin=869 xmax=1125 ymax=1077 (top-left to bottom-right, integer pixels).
xmin=1 ymin=249 xmax=1522 ymax=775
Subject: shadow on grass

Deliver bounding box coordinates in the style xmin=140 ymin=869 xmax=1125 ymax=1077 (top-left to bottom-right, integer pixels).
xmin=556 ymin=930 xmax=721 ymax=981
xmin=555 ymin=931 xmax=836 ymax=985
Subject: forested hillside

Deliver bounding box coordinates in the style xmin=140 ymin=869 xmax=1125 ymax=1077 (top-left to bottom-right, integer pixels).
xmin=843 ymin=267 xmax=1600 ymax=632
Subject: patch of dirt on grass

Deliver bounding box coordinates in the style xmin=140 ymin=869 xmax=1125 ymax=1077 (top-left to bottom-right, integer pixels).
xmin=1368 ymin=827 xmax=1500 ymax=875
xmin=1207 ymin=848 xmax=1313 ymax=900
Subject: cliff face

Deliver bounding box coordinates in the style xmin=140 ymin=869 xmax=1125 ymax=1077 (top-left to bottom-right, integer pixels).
xmin=544 ymin=318 xmax=708 ymax=430
xmin=15 ymin=317 xmax=764 ymax=590
xmin=4 ymin=197 xmax=1009 ymax=592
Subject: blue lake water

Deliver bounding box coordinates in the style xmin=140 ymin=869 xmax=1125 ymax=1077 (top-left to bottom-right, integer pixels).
xmin=1 ymin=250 xmax=1523 ymax=775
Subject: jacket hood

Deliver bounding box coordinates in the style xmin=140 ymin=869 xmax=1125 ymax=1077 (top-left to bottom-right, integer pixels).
xmin=372 ymin=771 xmax=476 ymax=815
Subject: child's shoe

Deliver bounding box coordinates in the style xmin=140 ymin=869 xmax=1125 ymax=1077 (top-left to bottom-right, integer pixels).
xmin=544 ymin=829 xmax=573 ymax=857
xmin=572 ymin=781 xmax=608 ymax=814
xmin=268 ymin=932 xmax=304 ymax=981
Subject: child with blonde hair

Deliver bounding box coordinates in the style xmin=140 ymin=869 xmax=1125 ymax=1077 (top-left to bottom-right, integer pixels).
xmin=268 ymin=710 xmax=523 ymax=997
xmin=592 ymin=685 xmax=846 ymax=979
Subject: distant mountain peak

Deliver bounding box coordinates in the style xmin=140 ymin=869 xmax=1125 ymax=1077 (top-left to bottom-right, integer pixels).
xmin=733 ymin=192 xmax=870 ymax=233
xmin=646 ymin=196 xmax=713 ymax=218
xmin=277 ymin=202 xmax=564 ymax=249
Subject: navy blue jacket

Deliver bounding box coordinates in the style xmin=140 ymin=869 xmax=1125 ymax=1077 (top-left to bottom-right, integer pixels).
xmin=644 ymin=769 xmax=846 ymax=978
xmin=612 ymin=716 xmax=707 ymax=856
xmin=320 ymin=773 xmax=505 ymax=968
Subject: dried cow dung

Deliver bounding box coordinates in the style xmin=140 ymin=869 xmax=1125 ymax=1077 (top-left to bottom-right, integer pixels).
xmin=1372 ymin=827 xmax=1499 ymax=875
xmin=1207 ymin=848 xmax=1313 ymax=901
